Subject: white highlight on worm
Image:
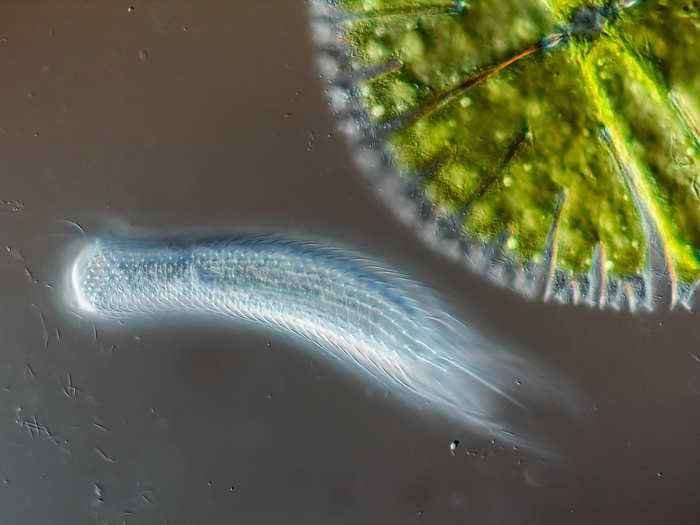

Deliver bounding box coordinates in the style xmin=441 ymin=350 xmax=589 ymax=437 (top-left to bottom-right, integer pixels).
xmin=68 ymin=235 xmax=575 ymax=448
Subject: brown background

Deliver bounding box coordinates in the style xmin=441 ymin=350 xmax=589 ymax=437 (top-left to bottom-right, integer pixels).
xmin=0 ymin=1 xmax=699 ymax=523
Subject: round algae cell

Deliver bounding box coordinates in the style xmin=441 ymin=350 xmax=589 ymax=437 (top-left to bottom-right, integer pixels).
xmin=311 ymin=0 xmax=700 ymax=311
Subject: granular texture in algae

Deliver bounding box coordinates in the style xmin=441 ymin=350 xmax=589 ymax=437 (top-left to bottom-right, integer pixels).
xmin=311 ymin=0 xmax=700 ymax=311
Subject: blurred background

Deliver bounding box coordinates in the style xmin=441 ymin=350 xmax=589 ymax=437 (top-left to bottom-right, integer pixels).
xmin=0 ymin=1 xmax=699 ymax=523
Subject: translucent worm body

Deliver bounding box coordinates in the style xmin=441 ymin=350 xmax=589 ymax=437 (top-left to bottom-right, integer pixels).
xmin=69 ymin=235 xmax=573 ymax=447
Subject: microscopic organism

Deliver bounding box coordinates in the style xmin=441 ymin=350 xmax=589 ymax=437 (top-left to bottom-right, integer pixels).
xmin=68 ymin=235 xmax=575 ymax=448
xmin=311 ymin=0 xmax=700 ymax=311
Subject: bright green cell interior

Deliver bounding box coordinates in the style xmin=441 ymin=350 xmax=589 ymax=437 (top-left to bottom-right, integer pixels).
xmin=335 ymin=0 xmax=700 ymax=283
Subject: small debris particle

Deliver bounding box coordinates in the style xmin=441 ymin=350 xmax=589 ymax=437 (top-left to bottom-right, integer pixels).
xmin=95 ymin=447 xmax=116 ymax=463
xmin=94 ymin=483 xmax=104 ymax=503
xmin=63 ymin=373 xmax=79 ymax=399
xmin=0 ymin=200 xmax=24 ymax=212
xmin=15 ymin=411 xmax=70 ymax=454
xmin=449 ymin=440 xmax=459 ymax=456
xmin=92 ymin=419 xmax=110 ymax=432
xmin=5 ymin=246 xmax=23 ymax=261
xmin=32 ymin=305 xmax=49 ymax=348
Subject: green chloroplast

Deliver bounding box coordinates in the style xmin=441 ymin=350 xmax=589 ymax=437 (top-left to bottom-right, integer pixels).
xmin=311 ymin=0 xmax=700 ymax=311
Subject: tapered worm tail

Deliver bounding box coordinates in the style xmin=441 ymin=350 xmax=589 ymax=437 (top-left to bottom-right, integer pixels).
xmin=69 ymin=235 xmax=577 ymax=450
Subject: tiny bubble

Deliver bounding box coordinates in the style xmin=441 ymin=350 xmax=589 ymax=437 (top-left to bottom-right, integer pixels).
xmin=656 ymin=471 xmax=663 ymax=479
xmin=207 ymin=481 xmax=213 ymax=488
xmin=138 ymin=49 xmax=148 ymax=62
xmin=416 ymin=510 xmax=424 ymax=518
xmin=128 ymin=6 xmax=135 ymax=13
xmin=228 ymin=486 xmax=235 ymax=493
xmin=266 ymin=341 xmax=272 ymax=349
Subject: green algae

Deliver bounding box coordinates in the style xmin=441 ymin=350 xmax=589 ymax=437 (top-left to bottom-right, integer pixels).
xmin=328 ymin=0 xmax=700 ymax=292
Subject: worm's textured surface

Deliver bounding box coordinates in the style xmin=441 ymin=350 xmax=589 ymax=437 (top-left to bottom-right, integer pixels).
xmin=70 ymin=236 xmax=572 ymax=446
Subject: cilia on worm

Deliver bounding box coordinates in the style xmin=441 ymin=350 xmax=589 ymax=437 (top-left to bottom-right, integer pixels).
xmin=68 ymin=235 xmax=576 ymax=449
